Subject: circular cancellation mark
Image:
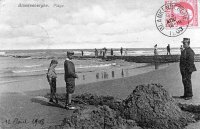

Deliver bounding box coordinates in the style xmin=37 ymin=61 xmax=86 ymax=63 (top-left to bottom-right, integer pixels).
xmin=155 ymin=2 xmax=189 ymax=37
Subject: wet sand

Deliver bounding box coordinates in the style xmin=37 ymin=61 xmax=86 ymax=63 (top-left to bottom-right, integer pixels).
xmin=0 ymin=62 xmax=167 ymax=93
xmin=0 ymin=62 xmax=200 ymax=129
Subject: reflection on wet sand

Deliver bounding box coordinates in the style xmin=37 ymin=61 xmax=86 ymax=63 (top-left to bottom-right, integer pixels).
xmin=125 ymin=69 xmax=129 ymax=76
xmin=104 ymin=72 xmax=108 ymax=79
xmin=83 ymin=75 xmax=85 ymax=80
xmin=75 ymin=64 xmax=164 ymax=85
xmin=96 ymin=73 xmax=99 ymax=79
xmin=112 ymin=71 xmax=114 ymax=78
xmin=94 ymin=69 xmax=129 ymax=80
xmin=121 ymin=69 xmax=124 ymax=77
xmin=155 ymin=63 xmax=159 ymax=70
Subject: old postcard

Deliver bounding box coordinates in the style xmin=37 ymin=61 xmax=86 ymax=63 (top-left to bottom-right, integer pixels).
xmin=0 ymin=0 xmax=200 ymax=129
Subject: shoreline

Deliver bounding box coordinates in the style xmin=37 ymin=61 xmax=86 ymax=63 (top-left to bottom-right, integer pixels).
xmin=24 ymin=62 xmax=174 ymax=97
xmin=3 ymin=54 xmax=200 ymax=63
xmin=0 ymin=62 xmax=170 ymax=94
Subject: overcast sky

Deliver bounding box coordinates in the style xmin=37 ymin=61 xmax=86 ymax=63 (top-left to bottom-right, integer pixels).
xmin=0 ymin=0 xmax=199 ymax=49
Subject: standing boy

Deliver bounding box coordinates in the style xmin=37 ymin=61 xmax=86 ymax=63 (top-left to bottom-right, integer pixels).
xmin=64 ymin=51 xmax=78 ymax=109
xmin=47 ymin=59 xmax=58 ymax=103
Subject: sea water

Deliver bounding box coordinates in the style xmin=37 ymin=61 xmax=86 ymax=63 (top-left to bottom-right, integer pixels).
xmin=0 ymin=56 xmax=148 ymax=84
xmin=0 ymin=48 xmax=199 ymax=92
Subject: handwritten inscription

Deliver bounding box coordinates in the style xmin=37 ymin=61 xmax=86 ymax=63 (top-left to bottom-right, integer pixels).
xmin=2 ymin=118 xmax=44 ymax=126
xmin=32 ymin=119 xmax=45 ymax=126
xmin=0 ymin=117 xmax=78 ymax=128
xmin=3 ymin=118 xmax=27 ymax=125
xmin=1 ymin=117 xmax=72 ymax=128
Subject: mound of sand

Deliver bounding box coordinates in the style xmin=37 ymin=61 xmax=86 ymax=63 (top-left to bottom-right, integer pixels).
xmin=123 ymin=83 xmax=195 ymax=129
xmin=67 ymin=105 xmax=139 ymax=129
xmin=46 ymin=83 xmax=198 ymax=129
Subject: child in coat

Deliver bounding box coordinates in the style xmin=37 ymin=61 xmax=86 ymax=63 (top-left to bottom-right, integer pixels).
xmin=47 ymin=59 xmax=58 ymax=103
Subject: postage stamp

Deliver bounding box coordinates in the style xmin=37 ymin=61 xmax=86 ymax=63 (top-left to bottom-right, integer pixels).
xmin=165 ymin=0 xmax=198 ymax=27
xmin=155 ymin=2 xmax=189 ymax=37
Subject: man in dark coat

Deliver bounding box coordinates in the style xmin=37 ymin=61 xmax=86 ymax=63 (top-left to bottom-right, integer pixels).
xmin=167 ymin=44 xmax=171 ymax=55
xmin=180 ymin=38 xmax=196 ymax=100
xmin=64 ymin=51 xmax=78 ymax=109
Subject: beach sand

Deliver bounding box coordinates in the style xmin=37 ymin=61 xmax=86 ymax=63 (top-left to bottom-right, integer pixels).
xmin=0 ymin=62 xmax=200 ymax=129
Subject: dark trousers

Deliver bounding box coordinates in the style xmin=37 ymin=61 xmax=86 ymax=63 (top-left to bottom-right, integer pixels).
xmin=50 ymin=78 xmax=57 ymax=100
xmin=181 ymin=71 xmax=193 ymax=97
xmin=65 ymin=79 xmax=75 ymax=105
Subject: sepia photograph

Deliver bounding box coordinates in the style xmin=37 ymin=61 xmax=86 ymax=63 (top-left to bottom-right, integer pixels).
xmin=0 ymin=0 xmax=200 ymax=128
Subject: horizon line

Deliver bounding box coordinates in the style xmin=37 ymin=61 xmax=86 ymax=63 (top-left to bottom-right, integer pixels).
xmin=1 ymin=47 xmax=200 ymax=51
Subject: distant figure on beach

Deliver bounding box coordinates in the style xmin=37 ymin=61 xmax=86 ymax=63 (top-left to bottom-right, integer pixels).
xmin=95 ymin=48 xmax=98 ymax=57
xmin=154 ymin=44 xmax=158 ymax=55
xmin=64 ymin=51 xmax=78 ymax=109
xmin=46 ymin=59 xmax=58 ymax=103
xmin=154 ymin=44 xmax=159 ymax=69
xmin=102 ymin=47 xmax=107 ymax=58
xmin=179 ymin=38 xmax=196 ymax=100
xmin=120 ymin=47 xmax=123 ymax=56
xmin=111 ymin=48 xmax=113 ymax=56
xmin=81 ymin=50 xmax=84 ymax=56
xmin=124 ymin=49 xmax=128 ymax=56
xmin=167 ymin=44 xmax=171 ymax=55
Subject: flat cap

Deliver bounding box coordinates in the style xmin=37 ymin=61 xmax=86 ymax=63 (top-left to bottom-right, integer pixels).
xmin=182 ymin=38 xmax=190 ymax=43
xmin=67 ymin=51 xmax=74 ymax=55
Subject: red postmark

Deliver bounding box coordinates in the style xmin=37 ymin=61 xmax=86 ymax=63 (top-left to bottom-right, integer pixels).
xmin=165 ymin=0 xmax=198 ymax=27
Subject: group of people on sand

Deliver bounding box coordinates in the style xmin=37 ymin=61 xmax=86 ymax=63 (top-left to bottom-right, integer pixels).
xmin=154 ymin=44 xmax=171 ymax=55
xmin=46 ymin=51 xmax=78 ymax=109
xmin=155 ymin=38 xmax=196 ymax=100
xmin=95 ymin=47 xmax=128 ymax=57
xmin=81 ymin=47 xmax=129 ymax=58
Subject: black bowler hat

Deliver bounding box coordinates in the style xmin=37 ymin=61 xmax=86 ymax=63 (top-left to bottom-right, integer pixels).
xmin=67 ymin=51 xmax=74 ymax=55
xmin=181 ymin=38 xmax=190 ymax=43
